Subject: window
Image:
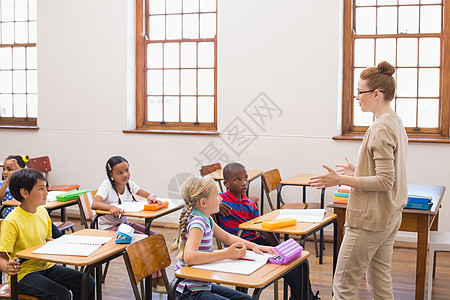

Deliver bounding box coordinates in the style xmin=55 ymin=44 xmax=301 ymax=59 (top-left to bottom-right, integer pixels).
xmin=136 ymin=0 xmax=217 ymax=132
xmin=341 ymin=0 xmax=450 ymax=140
xmin=0 ymin=0 xmax=37 ymax=127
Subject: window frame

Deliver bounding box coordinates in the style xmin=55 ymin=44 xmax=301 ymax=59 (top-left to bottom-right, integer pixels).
xmin=135 ymin=0 xmax=218 ymax=132
xmin=341 ymin=0 xmax=450 ymax=141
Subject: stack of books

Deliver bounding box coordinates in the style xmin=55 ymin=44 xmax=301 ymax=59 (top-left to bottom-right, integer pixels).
xmin=333 ymin=186 xmax=350 ymax=204
xmin=405 ymin=195 xmax=432 ymax=210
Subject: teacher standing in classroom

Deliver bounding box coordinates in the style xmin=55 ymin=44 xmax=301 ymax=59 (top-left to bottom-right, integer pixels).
xmin=309 ymin=61 xmax=408 ymax=300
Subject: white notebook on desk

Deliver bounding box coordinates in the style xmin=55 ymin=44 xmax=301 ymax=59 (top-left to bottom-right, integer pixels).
xmin=191 ymin=250 xmax=273 ymax=275
xmin=277 ymin=209 xmax=326 ymax=223
xmin=33 ymin=235 xmax=112 ymax=256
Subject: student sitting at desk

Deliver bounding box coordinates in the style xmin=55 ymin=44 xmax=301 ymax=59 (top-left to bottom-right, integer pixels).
xmin=217 ymin=162 xmax=320 ymax=300
xmin=171 ymin=176 xmax=274 ymax=300
xmin=0 ymin=169 xmax=95 ymax=300
xmin=91 ymin=155 xmax=166 ymax=293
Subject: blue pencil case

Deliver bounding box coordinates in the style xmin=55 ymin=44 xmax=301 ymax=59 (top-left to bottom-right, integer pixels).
xmin=268 ymin=238 xmax=303 ymax=265
xmin=115 ymin=224 xmax=134 ymax=244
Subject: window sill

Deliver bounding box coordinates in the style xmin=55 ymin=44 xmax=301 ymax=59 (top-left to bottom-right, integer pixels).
xmin=123 ymin=129 xmax=220 ymax=135
xmin=333 ymin=135 xmax=450 ymax=143
xmin=0 ymin=125 xmax=39 ymax=130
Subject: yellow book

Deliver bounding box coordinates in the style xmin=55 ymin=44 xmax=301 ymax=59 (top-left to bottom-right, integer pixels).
xmin=333 ymin=196 xmax=349 ymax=201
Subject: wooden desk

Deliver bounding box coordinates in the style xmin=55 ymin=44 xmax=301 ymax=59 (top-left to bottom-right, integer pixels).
xmin=13 ymin=229 xmax=146 ymax=300
xmin=1 ymin=199 xmax=79 ymax=222
xmin=95 ymin=198 xmax=184 ymax=235
xmin=328 ymin=184 xmax=446 ymax=300
xmin=277 ymin=173 xmax=325 ymax=209
xmin=239 ymin=210 xmax=338 ymax=277
xmin=169 ymin=251 xmax=311 ymax=300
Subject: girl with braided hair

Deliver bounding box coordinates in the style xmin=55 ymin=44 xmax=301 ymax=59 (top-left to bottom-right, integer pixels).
xmin=171 ymin=176 xmax=274 ymax=300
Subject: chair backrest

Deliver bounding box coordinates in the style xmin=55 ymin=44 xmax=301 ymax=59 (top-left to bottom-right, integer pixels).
xmin=263 ymin=169 xmax=281 ymax=193
xmin=199 ymin=163 xmax=222 ymax=176
xmin=78 ymin=191 xmax=97 ymax=229
xmin=27 ymin=156 xmax=52 ymax=176
xmin=124 ymin=234 xmax=171 ymax=300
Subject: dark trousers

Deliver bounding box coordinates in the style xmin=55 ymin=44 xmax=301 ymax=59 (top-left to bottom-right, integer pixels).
xmin=175 ymin=283 xmax=251 ymax=300
xmin=17 ymin=265 xmax=95 ymax=300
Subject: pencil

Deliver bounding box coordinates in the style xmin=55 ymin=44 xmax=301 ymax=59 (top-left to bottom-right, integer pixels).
xmin=238 ymin=257 xmax=255 ymax=261
xmin=251 ymin=219 xmax=272 ymax=225
xmin=4 ymin=250 xmax=16 ymax=269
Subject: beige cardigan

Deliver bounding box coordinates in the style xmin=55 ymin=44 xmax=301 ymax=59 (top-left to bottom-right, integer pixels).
xmin=345 ymin=113 xmax=408 ymax=231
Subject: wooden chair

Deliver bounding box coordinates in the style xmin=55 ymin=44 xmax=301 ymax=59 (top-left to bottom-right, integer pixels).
xmin=124 ymin=234 xmax=171 ymax=300
xmin=199 ymin=162 xmax=224 ymax=192
xmin=27 ymin=156 xmax=80 ymax=192
xmin=262 ymin=169 xmax=319 ymax=257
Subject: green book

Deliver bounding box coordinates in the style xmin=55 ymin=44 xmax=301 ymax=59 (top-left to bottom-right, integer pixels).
xmin=56 ymin=189 xmax=90 ymax=202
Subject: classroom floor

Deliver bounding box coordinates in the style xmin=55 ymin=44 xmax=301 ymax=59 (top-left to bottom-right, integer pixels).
xmin=59 ymin=217 xmax=450 ymax=300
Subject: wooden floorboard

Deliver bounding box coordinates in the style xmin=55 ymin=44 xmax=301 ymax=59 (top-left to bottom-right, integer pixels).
xmin=57 ymin=217 xmax=450 ymax=300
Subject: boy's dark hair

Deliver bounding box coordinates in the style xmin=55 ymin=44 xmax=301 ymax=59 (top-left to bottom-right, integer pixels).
xmin=9 ymin=169 xmax=46 ymax=201
xmin=5 ymin=155 xmax=29 ymax=168
xmin=223 ymin=162 xmax=246 ymax=180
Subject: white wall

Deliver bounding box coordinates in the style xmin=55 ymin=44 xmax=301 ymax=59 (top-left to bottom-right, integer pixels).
xmin=1 ymin=0 xmax=449 ymax=241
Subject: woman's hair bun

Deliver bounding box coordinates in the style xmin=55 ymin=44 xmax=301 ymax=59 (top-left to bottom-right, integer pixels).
xmin=377 ymin=61 xmax=395 ymax=76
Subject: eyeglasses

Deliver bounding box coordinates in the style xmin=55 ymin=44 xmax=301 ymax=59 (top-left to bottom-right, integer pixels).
xmin=357 ymin=90 xmax=385 ymax=96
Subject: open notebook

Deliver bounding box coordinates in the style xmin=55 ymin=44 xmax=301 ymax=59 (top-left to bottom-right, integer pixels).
xmin=277 ymin=209 xmax=327 ymax=223
xmin=191 ymin=250 xmax=273 ymax=275
xmin=32 ymin=235 xmax=112 ymax=256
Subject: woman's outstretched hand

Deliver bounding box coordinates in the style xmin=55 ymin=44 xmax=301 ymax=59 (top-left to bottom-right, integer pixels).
xmin=336 ymin=156 xmax=355 ymax=177
xmin=308 ymin=165 xmax=341 ymax=189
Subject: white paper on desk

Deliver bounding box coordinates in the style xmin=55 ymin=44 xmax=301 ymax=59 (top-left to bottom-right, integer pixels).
xmin=277 ymin=209 xmax=326 ymax=223
xmin=191 ymin=250 xmax=273 ymax=275
xmin=46 ymin=191 xmax=65 ymax=202
xmin=113 ymin=201 xmax=146 ymax=212
xmin=32 ymin=235 xmax=112 ymax=256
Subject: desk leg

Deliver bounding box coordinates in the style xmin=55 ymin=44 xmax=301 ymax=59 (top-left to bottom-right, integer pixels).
xmin=145 ymin=218 xmax=153 ymax=236
xmin=299 ymin=259 xmax=309 ymax=300
xmin=11 ymin=274 xmax=18 ymax=300
xmin=415 ymin=215 xmax=429 ymax=300
xmin=81 ymin=266 xmax=93 ymax=300
xmin=277 ymin=185 xmax=283 ymax=210
xmin=95 ymin=265 xmax=102 ymax=300
xmin=169 ymin=278 xmax=183 ymax=300
xmin=61 ymin=207 xmax=66 ymax=222
xmin=260 ymin=178 xmax=265 ymax=214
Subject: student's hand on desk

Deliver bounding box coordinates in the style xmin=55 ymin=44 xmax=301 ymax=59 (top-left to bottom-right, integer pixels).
xmin=219 ymin=202 xmax=231 ymax=216
xmin=336 ymin=156 xmax=355 ymax=176
xmin=5 ymin=258 xmax=21 ymax=275
xmin=225 ymin=242 xmax=247 ymax=259
xmin=248 ymin=244 xmax=275 ymax=255
xmin=308 ymin=165 xmax=340 ymax=189
xmin=147 ymin=193 xmax=163 ymax=204
xmin=110 ymin=205 xmax=123 ymax=218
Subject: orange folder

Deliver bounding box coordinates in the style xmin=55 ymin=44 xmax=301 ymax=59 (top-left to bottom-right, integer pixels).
xmin=144 ymin=201 xmax=169 ymax=211
xmin=261 ymin=218 xmax=297 ymax=230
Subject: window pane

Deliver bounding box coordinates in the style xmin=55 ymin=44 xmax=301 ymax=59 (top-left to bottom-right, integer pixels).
xmin=27 ymin=94 xmax=37 ymax=118
xmin=164 ymin=42 xmax=179 ymax=68
xmin=166 ymin=15 xmax=182 ymax=40
xmin=419 ymin=38 xmax=440 ymax=67
xmin=200 ymin=0 xmax=216 ymax=12
xmin=356 ymin=0 xmax=375 ymax=5
xmin=355 ymin=7 xmax=376 ymax=35
xmin=149 ymin=0 xmax=165 ymax=14
xmin=29 ymin=0 xmax=37 ymax=20
xmin=13 ymin=70 xmax=26 ymax=93
xmin=353 ymin=68 xmax=364 ymax=96
xmin=1 ymin=0 xmax=14 ymax=22
xmin=0 ymin=94 xmax=13 ymax=117
xmin=15 ymin=0 xmax=28 ymax=21
xmin=198 ymin=42 xmax=214 ymax=68
xmin=183 ymin=14 xmax=199 ymax=39
xmin=27 ymin=70 xmax=37 ymax=93
xmin=397 ymin=38 xmax=417 ymax=67
xmin=200 ymin=13 xmax=215 ymax=38
xmin=377 ymin=7 xmax=397 ymax=34
xmin=147 ymin=43 xmax=163 ymax=68
xmin=353 ymin=98 xmax=373 ymax=126
xmin=378 ymin=0 xmax=397 ymax=4
xmin=147 ymin=70 xmax=163 ymax=95
xmin=181 ymin=96 xmax=196 ymax=122
xmin=421 ymin=0 xmax=442 ymax=3
xmin=376 ymin=39 xmax=396 ymax=66
xmin=354 ymin=39 xmax=374 ymax=67
xmin=396 ymin=98 xmax=417 ymax=127
xmin=29 ymin=21 xmax=36 ymax=43
xmin=420 ymin=6 xmax=441 ymax=33
xmin=183 ymin=0 xmax=199 ymax=13
xmin=13 ymin=47 xmax=26 ymax=69
xmin=15 ymin=22 xmax=28 ymax=43
xmin=396 ymin=68 xmax=417 ymax=97
xmin=181 ymin=69 xmax=196 ymax=95
xmin=181 ymin=42 xmax=196 ymax=68
xmin=418 ymin=68 xmax=439 ymax=97
xmin=0 ymin=47 xmax=12 ymax=69
xmin=2 ymin=22 xmax=14 ymax=44
xmin=164 ymin=70 xmax=179 ymax=95
xmin=399 ymin=0 xmax=419 ymax=4
xmin=13 ymin=94 xmax=26 ymax=117
xmin=149 ymin=16 xmax=165 ymax=40
xmin=164 ymin=96 xmax=179 ymax=122
xmin=0 ymin=71 xmax=12 ymax=93
xmin=27 ymin=47 xmax=37 ymax=69
xmin=198 ymin=97 xmax=214 ymax=122
xmin=147 ymin=96 xmax=162 ymax=122
xmin=398 ymin=6 xmax=419 ymax=34
xmin=198 ymin=69 xmax=214 ymax=95
xmin=418 ymin=98 xmax=439 ymax=127
xmin=166 ymin=0 xmax=182 ymax=13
